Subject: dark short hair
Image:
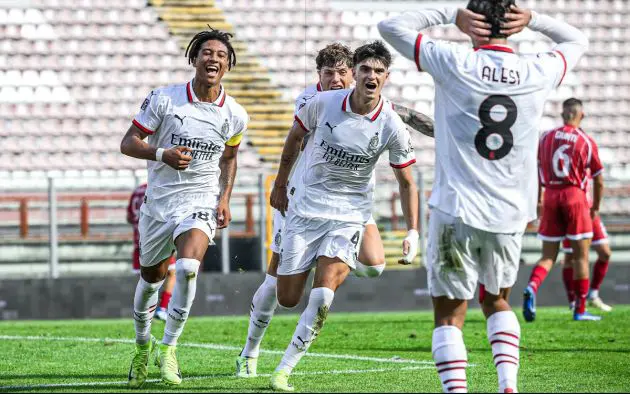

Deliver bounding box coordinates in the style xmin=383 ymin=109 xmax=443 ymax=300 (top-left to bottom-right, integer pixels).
xmin=185 ymin=26 xmax=237 ymax=70
xmin=316 ymin=43 xmax=353 ymax=70
xmin=563 ymin=97 xmax=583 ymax=108
xmin=467 ymin=0 xmax=516 ymax=38
xmin=353 ymin=40 xmax=392 ymax=69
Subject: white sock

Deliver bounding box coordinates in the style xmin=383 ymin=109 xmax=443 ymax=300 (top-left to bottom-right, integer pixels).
xmin=275 ymin=287 xmax=335 ymax=374
xmin=588 ymin=289 xmax=599 ymax=299
xmin=162 ymin=258 xmax=200 ymax=346
xmin=241 ymin=274 xmax=278 ymax=358
xmin=487 ymin=311 xmax=521 ymax=393
xmin=133 ymin=277 xmax=164 ymax=345
xmin=353 ymin=261 xmax=386 ymax=278
xmin=432 ymin=326 xmax=468 ymax=393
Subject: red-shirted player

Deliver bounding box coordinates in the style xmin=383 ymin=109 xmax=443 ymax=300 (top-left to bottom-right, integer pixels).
xmin=560 ymin=173 xmax=612 ymax=312
xmin=127 ymin=183 xmax=176 ymax=321
xmin=523 ymin=98 xmax=604 ymax=321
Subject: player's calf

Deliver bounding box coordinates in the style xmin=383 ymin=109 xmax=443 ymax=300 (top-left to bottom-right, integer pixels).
xmin=237 ymin=274 xmax=278 ymax=377
xmin=487 ymin=311 xmax=520 ymax=393
xmin=273 ymin=287 xmax=335 ymax=390
xmin=432 ymin=325 xmax=468 ymax=393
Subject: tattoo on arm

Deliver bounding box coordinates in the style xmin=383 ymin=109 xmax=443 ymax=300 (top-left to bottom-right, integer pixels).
xmin=392 ymin=103 xmax=435 ymax=138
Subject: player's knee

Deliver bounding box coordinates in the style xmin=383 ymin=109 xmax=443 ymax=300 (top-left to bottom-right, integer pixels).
xmin=356 ymin=261 xmax=386 ymax=277
xmin=175 ymin=258 xmax=201 ymax=281
xmin=277 ymin=292 xmax=301 ymax=309
xmin=598 ymin=248 xmax=611 ymax=261
xmin=140 ymin=266 xmax=167 ymax=283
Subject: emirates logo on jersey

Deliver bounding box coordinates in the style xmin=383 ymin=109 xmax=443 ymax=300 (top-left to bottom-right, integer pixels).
xmin=170 ymin=133 xmax=223 ymax=161
xmin=320 ymin=139 xmax=370 ymax=171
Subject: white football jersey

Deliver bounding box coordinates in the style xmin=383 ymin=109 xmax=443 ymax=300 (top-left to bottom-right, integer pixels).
xmin=378 ymin=8 xmax=587 ymax=233
xmin=420 ymin=42 xmax=569 ymax=233
xmin=291 ymin=89 xmax=415 ymax=223
xmin=133 ymin=80 xmax=248 ymax=221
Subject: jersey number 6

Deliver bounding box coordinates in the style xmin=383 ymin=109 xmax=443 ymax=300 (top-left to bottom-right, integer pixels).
xmin=475 ymin=95 xmax=517 ymax=161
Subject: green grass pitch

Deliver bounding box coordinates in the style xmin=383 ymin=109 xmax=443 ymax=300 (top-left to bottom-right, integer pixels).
xmin=1 ymin=306 xmax=629 ymax=392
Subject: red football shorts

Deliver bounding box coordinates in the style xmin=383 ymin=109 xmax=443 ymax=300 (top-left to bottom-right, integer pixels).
xmin=538 ymin=187 xmax=593 ymax=242
xmin=562 ymin=215 xmax=608 ymax=252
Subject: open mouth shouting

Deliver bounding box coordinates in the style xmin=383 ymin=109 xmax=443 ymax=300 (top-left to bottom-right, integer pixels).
xmin=365 ymin=81 xmax=378 ymax=94
xmin=206 ymin=64 xmax=219 ymax=78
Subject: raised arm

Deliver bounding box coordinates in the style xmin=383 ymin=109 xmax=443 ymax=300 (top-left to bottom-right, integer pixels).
xmin=502 ymin=6 xmax=588 ymax=72
xmin=392 ymin=103 xmax=434 ymax=138
xmin=378 ymin=8 xmax=491 ymax=64
xmin=378 ymin=8 xmax=457 ymax=63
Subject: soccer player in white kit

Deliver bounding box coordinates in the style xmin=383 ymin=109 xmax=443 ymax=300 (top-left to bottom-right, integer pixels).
xmin=235 ymin=43 xmax=433 ymax=379
xmin=120 ymin=29 xmax=248 ymax=388
xmin=379 ymin=1 xmax=588 ymax=392
xmin=267 ymin=41 xmax=419 ymax=392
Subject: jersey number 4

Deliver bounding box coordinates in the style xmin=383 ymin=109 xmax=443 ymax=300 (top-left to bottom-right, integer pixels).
xmin=475 ymin=95 xmax=517 ymax=161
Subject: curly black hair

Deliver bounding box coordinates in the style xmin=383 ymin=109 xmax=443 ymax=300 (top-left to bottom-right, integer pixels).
xmin=185 ymin=26 xmax=237 ymax=70
xmin=353 ymin=40 xmax=392 ymax=69
xmin=315 ymin=42 xmax=353 ymax=70
xmin=467 ymin=0 xmax=516 ymax=38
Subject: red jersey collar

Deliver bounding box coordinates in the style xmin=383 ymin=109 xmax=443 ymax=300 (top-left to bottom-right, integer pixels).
xmin=475 ymin=44 xmax=514 ymax=53
xmin=187 ymin=80 xmax=226 ymax=107
xmin=316 ymin=82 xmax=323 ymax=92
xmin=341 ymin=90 xmax=384 ymax=122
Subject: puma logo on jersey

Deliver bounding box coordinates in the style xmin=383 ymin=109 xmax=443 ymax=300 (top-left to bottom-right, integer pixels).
xmin=174 ymin=114 xmax=186 ymax=125
xmin=325 ymin=122 xmax=337 ymax=133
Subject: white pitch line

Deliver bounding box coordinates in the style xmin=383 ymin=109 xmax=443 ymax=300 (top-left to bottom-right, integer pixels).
xmin=0 ymin=335 xmax=433 ymax=365
xmin=0 ymin=365 xmax=436 ymax=391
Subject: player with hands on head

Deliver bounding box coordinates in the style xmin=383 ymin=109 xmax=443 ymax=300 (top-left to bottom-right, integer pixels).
xmin=379 ymin=0 xmax=588 ymax=392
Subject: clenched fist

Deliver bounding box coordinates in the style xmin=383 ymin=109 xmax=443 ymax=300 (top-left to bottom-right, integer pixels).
xmin=162 ymin=146 xmax=193 ymax=170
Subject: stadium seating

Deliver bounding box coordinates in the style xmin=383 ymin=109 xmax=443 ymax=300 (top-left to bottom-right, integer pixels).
xmin=1 ymin=0 xmax=630 ymax=265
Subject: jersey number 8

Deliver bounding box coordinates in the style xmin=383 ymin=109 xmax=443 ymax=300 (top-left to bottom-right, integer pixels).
xmin=475 ymin=95 xmax=517 ymax=161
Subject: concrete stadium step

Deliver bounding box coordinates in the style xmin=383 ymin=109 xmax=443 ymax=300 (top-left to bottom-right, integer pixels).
xmin=247 ymin=137 xmax=286 ymax=147
xmin=170 ymin=25 xmax=234 ymax=36
xmin=150 ymin=0 xmax=216 ymax=7
xmin=159 ymin=13 xmax=225 ymax=22
xmin=244 ymin=104 xmax=294 ymax=114
xmin=154 ymin=6 xmax=223 ymax=15
xmin=248 ymin=120 xmax=290 ymax=129
xmin=256 ymin=146 xmax=283 ymax=156
xmin=223 ymin=75 xmax=273 ymax=84
xmin=248 ymin=130 xmax=288 ymax=138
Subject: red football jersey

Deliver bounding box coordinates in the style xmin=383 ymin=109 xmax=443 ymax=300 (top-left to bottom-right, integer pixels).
xmin=127 ymin=183 xmax=147 ymax=247
xmin=538 ymin=125 xmax=603 ymax=190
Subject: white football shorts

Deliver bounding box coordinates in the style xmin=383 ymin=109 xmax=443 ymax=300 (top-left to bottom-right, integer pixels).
xmin=277 ymin=213 xmax=364 ymax=276
xmin=426 ymin=209 xmax=523 ymax=300
xmin=138 ymin=208 xmax=217 ymax=268
xmin=270 ymin=208 xmax=285 ymax=254
xmin=271 ymin=210 xmax=376 ymax=255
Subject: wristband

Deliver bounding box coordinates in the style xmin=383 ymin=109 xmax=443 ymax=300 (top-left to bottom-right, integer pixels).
xmin=155 ymin=148 xmax=165 ymax=162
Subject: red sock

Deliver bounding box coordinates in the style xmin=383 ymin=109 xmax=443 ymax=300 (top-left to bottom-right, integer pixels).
xmin=562 ymin=266 xmax=575 ymax=303
xmin=590 ymin=259 xmax=609 ymax=291
xmin=574 ymin=279 xmax=589 ymax=314
xmin=159 ymin=291 xmax=172 ymax=310
xmin=478 ymin=284 xmax=486 ymax=304
xmin=527 ymin=265 xmax=549 ymax=294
